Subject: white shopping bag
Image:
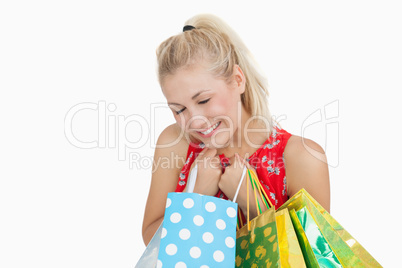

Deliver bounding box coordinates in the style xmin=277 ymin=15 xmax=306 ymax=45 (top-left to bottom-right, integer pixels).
xmin=135 ymin=223 xmax=163 ymax=268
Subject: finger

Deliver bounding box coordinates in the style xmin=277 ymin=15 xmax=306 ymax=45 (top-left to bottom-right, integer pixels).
xmin=203 ymin=148 xmax=217 ymax=158
xmin=195 ymin=148 xmax=217 ymax=167
xmin=199 ymin=148 xmax=217 ymax=161
xmin=194 ymin=148 xmax=209 ymax=162
xmin=209 ymin=156 xmax=222 ymax=169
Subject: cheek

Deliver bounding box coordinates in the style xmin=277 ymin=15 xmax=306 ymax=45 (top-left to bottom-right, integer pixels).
xmin=212 ymin=97 xmax=231 ymax=114
xmin=174 ymin=114 xmax=186 ymax=129
xmin=214 ymin=97 xmax=240 ymax=121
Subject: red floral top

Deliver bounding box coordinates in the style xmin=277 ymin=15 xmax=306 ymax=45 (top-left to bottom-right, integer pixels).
xmin=175 ymin=127 xmax=292 ymax=209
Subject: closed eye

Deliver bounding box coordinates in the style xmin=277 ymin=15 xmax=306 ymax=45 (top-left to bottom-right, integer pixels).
xmin=175 ymin=107 xmax=186 ymax=115
xmin=174 ymin=99 xmax=210 ymax=115
xmin=198 ymin=98 xmax=210 ymax=104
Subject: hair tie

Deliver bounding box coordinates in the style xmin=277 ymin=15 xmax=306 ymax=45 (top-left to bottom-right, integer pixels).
xmin=183 ymin=25 xmax=196 ymax=32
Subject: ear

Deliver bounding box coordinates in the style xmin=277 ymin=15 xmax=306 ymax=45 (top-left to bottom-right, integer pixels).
xmin=233 ymin=64 xmax=246 ymax=94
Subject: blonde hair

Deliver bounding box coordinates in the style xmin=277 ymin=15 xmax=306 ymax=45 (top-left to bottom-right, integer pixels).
xmin=156 ymin=14 xmax=273 ymax=133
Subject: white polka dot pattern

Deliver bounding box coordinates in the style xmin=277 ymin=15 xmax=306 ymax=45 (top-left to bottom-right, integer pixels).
xmin=189 ymin=246 xmax=201 ymax=258
xmin=166 ymin=244 xmax=177 ymax=255
xmin=226 ymin=207 xmax=236 ymax=218
xmin=193 ymin=215 xmax=204 ymax=226
xmin=205 ymin=201 xmax=216 ymax=212
xmin=157 ymin=193 xmax=238 ymax=267
xmin=179 ymin=229 xmax=191 ymax=240
xmin=170 ymin=212 xmax=181 ymax=223
xmin=183 ymin=198 xmax=194 ymax=209
xmin=202 ymin=232 xmax=214 ymax=244
xmin=213 ymin=250 xmax=225 ymax=262
xmin=216 ymin=219 xmax=226 ymax=230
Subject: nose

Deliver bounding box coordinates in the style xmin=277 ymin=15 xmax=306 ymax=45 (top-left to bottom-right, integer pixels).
xmin=189 ymin=116 xmax=209 ymax=131
xmin=185 ymin=110 xmax=209 ymax=132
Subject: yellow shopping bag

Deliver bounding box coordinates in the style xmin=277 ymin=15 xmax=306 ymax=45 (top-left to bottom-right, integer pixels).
xmin=288 ymin=209 xmax=320 ymax=268
xmin=278 ymin=189 xmax=382 ymax=268
xmin=276 ymin=208 xmax=306 ymax=267
xmin=302 ymin=190 xmax=381 ymax=267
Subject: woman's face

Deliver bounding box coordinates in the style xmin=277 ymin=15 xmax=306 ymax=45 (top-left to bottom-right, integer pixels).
xmin=161 ymin=63 xmax=246 ymax=148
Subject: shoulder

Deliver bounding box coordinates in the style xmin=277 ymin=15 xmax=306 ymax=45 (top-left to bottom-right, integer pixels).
xmin=284 ymin=135 xmax=326 ymax=163
xmin=152 ymin=123 xmax=191 ymax=182
xmin=157 ymin=123 xmax=187 ymax=147
xmin=154 ymin=124 xmax=189 ymax=164
xmin=283 ymin=135 xmax=331 ymax=211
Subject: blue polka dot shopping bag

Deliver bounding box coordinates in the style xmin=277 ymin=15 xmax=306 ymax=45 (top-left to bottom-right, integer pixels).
xmin=157 ymin=192 xmax=238 ymax=268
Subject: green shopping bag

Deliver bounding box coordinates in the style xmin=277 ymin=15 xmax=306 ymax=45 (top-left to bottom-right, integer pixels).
xmin=302 ymin=190 xmax=382 ymax=267
xmin=235 ymin=169 xmax=280 ymax=267
xmin=235 ymin=169 xmax=311 ymax=268
xmin=236 ymin=206 xmax=280 ymax=267
xmin=288 ymin=209 xmax=320 ymax=268
xmin=279 ymin=189 xmax=382 ymax=268
xmin=296 ymin=207 xmax=342 ymax=267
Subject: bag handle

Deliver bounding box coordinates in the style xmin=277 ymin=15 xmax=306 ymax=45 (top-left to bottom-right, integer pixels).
xmin=232 ymin=166 xmax=247 ymax=203
xmin=187 ymin=164 xmax=249 ymax=204
xmin=188 ymin=163 xmax=273 ymax=225
xmin=186 ymin=164 xmax=198 ymax=193
xmin=248 ymin=169 xmax=274 ymax=211
xmin=243 ymin=168 xmax=273 ymax=230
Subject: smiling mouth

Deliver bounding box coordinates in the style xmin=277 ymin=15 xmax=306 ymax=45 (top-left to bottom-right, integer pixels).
xmin=198 ymin=121 xmax=221 ymax=135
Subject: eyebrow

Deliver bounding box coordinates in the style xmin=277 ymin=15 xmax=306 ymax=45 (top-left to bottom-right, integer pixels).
xmin=167 ymin=90 xmax=210 ymax=106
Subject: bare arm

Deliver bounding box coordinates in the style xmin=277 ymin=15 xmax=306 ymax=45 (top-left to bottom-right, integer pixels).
xmin=141 ymin=124 xmax=188 ymax=246
xmin=284 ymin=136 xmax=331 ymax=212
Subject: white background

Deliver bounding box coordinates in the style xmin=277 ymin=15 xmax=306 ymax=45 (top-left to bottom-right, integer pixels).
xmin=1 ymin=0 xmax=401 ymax=267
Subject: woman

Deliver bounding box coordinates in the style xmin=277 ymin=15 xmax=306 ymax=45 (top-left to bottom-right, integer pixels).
xmin=142 ymin=14 xmax=330 ymax=246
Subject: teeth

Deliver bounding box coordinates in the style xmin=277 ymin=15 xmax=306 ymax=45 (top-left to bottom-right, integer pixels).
xmin=200 ymin=122 xmax=220 ymax=135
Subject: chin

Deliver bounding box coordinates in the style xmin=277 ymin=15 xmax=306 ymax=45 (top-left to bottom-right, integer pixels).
xmin=205 ymin=133 xmax=233 ymax=149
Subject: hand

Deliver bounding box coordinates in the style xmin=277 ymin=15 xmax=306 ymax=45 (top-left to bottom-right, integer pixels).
xmin=219 ymin=153 xmax=249 ymax=200
xmin=190 ymin=148 xmax=222 ymax=196
xmin=220 ymin=154 xmax=265 ymax=219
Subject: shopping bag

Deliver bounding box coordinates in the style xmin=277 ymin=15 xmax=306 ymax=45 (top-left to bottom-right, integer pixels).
xmin=296 ymin=207 xmax=342 ymax=267
xmin=275 ymin=208 xmax=306 ymax=267
xmin=278 ymin=189 xmax=382 ymax=267
xmin=288 ymin=209 xmax=320 ymax=268
xmin=236 ymin=206 xmax=280 ymax=267
xmin=135 ymin=223 xmax=163 ymax=268
xmin=235 ymin=169 xmax=281 ymax=267
xmin=302 ymin=190 xmax=381 ymax=267
xmin=157 ymin=192 xmax=238 ymax=267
